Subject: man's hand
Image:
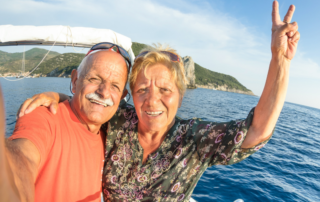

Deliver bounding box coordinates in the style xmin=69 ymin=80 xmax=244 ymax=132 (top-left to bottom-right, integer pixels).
xmin=271 ymin=0 xmax=300 ymax=61
xmin=17 ymin=92 xmax=63 ymax=118
xmin=1 ymin=84 xmax=40 ymax=202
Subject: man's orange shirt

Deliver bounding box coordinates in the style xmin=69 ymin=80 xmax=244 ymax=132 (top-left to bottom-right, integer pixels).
xmin=10 ymin=100 xmax=105 ymax=202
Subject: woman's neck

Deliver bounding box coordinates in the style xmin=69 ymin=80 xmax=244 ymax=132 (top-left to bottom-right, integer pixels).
xmin=137 ymin=119 xmax=175 ymax=164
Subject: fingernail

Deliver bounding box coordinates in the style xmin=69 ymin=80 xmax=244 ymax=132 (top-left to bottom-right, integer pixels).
xmin=25 ymin=109 xmax=29 ymax=114
xmin=19 ymin=112 xmax=22 ymax=117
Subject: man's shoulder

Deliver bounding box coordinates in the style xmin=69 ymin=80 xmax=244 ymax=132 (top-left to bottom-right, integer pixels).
xmin=22 ymin=106 xmax=55 ymax=121
xmin=16 ymin=101 xmax=69 ymax=128
xmin=57 ymin=100 xmax=70 ymax=115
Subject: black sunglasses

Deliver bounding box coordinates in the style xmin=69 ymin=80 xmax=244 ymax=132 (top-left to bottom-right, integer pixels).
xmin=135 ymin=51 xmax=180 ymax=62
xmin=86 ymin=42 xmax=132 ymax=70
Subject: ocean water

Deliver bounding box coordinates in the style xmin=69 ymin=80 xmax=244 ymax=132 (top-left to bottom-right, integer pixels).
xmin=1 ymin=77 xmax=319 ymax=202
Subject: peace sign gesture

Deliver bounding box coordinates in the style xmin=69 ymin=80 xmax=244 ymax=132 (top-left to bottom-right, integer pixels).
xmin=271 ymin=0 xmax=300 ymax=61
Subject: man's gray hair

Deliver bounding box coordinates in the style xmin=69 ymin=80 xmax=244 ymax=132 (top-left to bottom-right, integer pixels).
xmin=76 ymin=50 xmax=130 ymax=79
xmin=77 ymin=52 xmax=130 ymax=91
xmin=77 ymin=56 xmax=88 ymax=78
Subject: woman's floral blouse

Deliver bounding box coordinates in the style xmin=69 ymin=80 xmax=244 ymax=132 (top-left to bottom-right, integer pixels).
xmin=102 ymin=103 xmax=270 ymax=202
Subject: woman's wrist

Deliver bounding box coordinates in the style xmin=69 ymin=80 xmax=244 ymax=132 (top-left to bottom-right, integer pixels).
xmin=270 ymin=54 xmax=291 ymax=72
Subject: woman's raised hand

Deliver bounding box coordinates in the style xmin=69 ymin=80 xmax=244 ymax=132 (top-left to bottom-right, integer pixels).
xmin=242 ymin=1 xmax=300 ymax=148
xmin=271 ymin=0 xmax=300 ymax=61
xmin=17 ymin=92 xmax=60 ymax=118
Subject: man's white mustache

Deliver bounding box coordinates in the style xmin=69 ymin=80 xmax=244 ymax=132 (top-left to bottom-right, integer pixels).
xmin=85 ymin=93 xmax=114 ymax=107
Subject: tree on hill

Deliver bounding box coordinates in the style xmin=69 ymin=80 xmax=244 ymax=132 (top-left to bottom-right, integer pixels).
xmin=0 ymin=46 xmax=252 ymax=93
xmin=36 ymin=53 xmax=85 ymax=76
xmin=132 ymin=42 xmax=148 ymax=56
xmin=194 ymin=63 xmax=250 ymax=92
xmin=0 ymin=48 xmax=60 ymax=73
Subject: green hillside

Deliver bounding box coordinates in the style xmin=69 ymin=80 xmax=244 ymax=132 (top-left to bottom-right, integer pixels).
xmin=38 ymin=42 xmax=146 ymax=76
xmin=0 ymin=45 xmax=251 ymax=93
xmin=131 ymin=42 xmax=251 ymax=92
xmin=0 ymin=48 xmax=60 ymax=73
xmin=33 ymin=53 xmax=85 ymax=76
xmin=194 ymin=63 xmax=249 ymax=92
xmin=132 ymin=42 xmax=148 ymax=56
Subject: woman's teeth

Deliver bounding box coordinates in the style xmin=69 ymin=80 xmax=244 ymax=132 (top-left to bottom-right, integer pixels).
xmin=146 ymin=111 xmax=163 ymax=116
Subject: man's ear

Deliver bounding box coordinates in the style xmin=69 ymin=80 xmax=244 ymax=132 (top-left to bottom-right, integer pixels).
xmin=121 ymin=89 xmax=128 ymax=100
xmin=71 ymin=69 xmax=78 ymax=94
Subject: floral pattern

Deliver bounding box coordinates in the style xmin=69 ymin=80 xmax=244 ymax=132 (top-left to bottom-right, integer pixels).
xmin=102 ymin=103 xmax=270 ymax=202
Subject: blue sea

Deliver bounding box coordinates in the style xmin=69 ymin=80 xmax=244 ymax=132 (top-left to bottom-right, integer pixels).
xmin=1 ymin=77 xmax=320 ymax=202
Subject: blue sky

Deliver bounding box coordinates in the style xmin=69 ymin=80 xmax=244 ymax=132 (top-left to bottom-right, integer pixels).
xmin=0 ymin=0 xmax=319 ymax=109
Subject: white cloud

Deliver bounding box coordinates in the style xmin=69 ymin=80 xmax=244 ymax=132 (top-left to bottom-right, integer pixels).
xmin=290 ymin=52 xmax=320 ymax=79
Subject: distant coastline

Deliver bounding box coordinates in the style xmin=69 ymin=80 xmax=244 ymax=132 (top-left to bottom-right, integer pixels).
xmin=195 ymin=84 xmax=255 ymax=96
xmin=0 ymin=42 xmax=254 ymax=96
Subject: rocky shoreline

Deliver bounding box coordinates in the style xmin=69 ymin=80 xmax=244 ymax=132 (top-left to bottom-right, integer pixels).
xmin=195 ymin=84 xmax=255 ymax=96
xmin=182 ymin=56 xmax=254 ymax=95
xmin=0 ymin=47 xmax=254 ymax=96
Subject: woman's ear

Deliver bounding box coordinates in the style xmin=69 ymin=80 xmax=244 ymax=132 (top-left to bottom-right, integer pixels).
xmin=71 ymin=69 xmax=78 ymax=94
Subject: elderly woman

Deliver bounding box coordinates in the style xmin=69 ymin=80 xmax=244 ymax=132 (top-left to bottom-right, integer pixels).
xmin=101 ymin=45 xmax=266 ymax=201
xmin=17 ymin=2 xmax=300 ymax=201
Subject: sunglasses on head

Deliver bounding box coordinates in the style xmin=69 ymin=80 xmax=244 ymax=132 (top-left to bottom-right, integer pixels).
xmin=86 ymin=42 xmax=132 ymax=70
xmin=135 ymin=51 xmax=181 ymax=62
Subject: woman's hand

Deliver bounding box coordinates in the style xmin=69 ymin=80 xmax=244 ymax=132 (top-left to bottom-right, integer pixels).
xmin=271 ymin=1 xmax=300 ymax=61
xmin=17 ymin=92 xmax=62 ymax=118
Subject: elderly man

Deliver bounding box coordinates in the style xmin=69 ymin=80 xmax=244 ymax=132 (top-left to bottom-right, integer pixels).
xmin=0 ymin=43 xmax=130 ymax=202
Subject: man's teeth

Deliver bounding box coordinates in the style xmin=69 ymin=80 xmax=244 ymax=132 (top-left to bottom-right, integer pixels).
xmin=89 ymin=99 xmax=107 ymax=107
xmin=146 ymin=111 xmax=163 ymax=116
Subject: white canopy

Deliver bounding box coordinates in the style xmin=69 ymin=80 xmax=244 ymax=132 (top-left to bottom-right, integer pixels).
xmin=0 ymin=25 xmax=135 ymax=63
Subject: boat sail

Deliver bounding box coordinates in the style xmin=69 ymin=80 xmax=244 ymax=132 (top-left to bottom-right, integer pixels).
xmin=0 ymin=25 xmax=135 ymax=80
xmin=0 ymin=25 xmax=135 ymax=64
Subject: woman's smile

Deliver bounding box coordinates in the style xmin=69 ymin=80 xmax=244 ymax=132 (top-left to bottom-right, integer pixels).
xmin=145 ymin=110 xmax=164 ymax=116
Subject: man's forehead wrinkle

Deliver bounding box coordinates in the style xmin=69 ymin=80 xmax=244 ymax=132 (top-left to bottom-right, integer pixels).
xmin=83 ymin=52 xmax=128 ymax=86
xmin=90 ymin=62 xmax=125 ymax=78
xmin=90 ymin=51 xmax=127 ymax=67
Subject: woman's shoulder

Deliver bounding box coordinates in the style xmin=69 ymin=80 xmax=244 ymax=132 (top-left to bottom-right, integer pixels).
xmin=169 ymin=116 xmax=209 ymax=139
xmin=174 ymin=116 xmax=212 ymax=131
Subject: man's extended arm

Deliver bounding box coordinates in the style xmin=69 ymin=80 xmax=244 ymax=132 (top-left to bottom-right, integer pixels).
xmin=5 ymin=138 xmax=40 ymax=202
xmin=0 ymin=86 xmax=40 ymax=202
xmin=0 ymin=86 xmax=20 ymax=202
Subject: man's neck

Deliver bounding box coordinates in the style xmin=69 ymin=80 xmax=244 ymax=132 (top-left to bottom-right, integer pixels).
xmin=69 ymin=99 xmax=101 ymax=135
